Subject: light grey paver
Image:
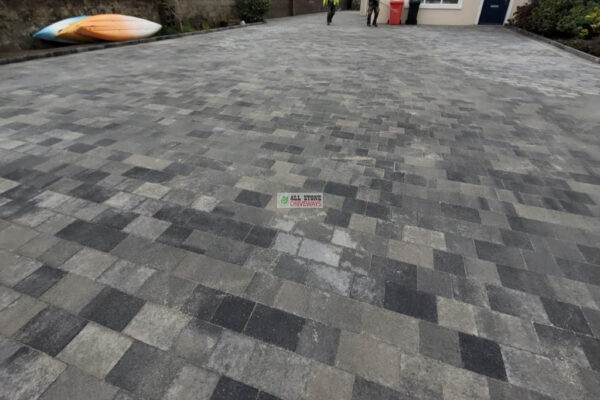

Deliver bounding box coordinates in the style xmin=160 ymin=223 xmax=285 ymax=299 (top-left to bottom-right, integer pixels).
xmin=57 ymin=323 xmax=133 ymax=379
xmin=40 ymin=274 xmax=104 ymax=314
xmin=335 ymin=331 xmax=401 ymax=388
xmin=0 ymin=295 xmax=46 ymax=336
xmin=60 ymin=248 xmax=116 ymax=280
xmin=163 ymin=365 xmax=219 ymax=400
xmin=123 ymin=303 xmax=191 ymax=351
xmin=0 ymin=347 xmax=66 ymax=400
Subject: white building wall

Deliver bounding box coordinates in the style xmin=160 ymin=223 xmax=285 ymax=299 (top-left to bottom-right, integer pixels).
xmin=359 ymin=0 xmax=529 ymax=25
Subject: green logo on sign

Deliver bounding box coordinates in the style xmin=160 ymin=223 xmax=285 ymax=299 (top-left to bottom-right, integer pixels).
xmin=281 ymin=195 xmax=289 ymax=205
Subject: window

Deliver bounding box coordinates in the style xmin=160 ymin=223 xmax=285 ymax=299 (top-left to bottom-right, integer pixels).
xmin=421 ymin=0 xmax=462 ymax=9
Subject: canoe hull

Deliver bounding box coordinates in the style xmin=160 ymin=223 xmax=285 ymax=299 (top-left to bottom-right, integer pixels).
xmin=58 ymin=15 xmax=162 ymax=42
xmin=33 ymin=16 xmax=88 ymax=43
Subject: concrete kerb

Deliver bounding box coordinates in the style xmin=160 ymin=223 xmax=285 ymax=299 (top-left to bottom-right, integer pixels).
xmin=505 ymin=25 xmax=600 ymax=65
xmin=0 ymin=21 xmax=265 ymax=66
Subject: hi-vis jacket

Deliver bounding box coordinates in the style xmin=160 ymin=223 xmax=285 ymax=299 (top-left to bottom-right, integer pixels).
xmin=323 ymin=0 xmax=340 ymax=5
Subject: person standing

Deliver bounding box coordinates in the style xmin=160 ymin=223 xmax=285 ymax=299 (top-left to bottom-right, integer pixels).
xmin=406 ymin=0 xmax=422 ymax=25
xmin=324 ymin=0 xmax=339 ymax=25
xmin=367 ymin=0 xmax=380 ymax=27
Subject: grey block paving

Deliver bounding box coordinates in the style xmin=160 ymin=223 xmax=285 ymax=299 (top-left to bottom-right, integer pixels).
xmin=0 ymin=10 xmax=599 ymax=400
xmin=173 ymin=319 xmax=222 ymax=366
xmin=39 ymin=273 xmax=104 ymax=314
xmin=57 ymin=323 xmax=133 ymax=379
xmin=0 ymin=347 xmax=66 ymax=400
xmin=105 ymin=341 xmax=186 ymax=400
xmin=14 ymin=306 xmax=87 ymax=356
xmin=39 ymin=366 xmax=118 ymax=400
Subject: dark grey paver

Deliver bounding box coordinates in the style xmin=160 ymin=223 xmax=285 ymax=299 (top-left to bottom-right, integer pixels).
xmin=244 ymin=304 xmax=305 ymax=351
xmin=211 ymin=295 xmax=255 ymax=332
xmin=459 ymin=332 xmax=507 ymax=381
xmin=105 ymin=341 xmax=185 ymax=400
xmin=13 ymin=265 xmax=65 ymax=298
xmin=15 ymin=306 xmax=86 ymax=356
xmin=79 ymin=287 xmax=145 ymax=331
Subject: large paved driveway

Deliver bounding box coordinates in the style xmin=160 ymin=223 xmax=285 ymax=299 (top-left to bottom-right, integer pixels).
xmin=1 ymin=11 xmax=600 ymax=400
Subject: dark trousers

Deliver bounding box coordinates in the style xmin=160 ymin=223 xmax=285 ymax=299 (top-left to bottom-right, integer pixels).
xmin=406 ymin=2 xmax=420 ymax=25
xmin=327 ymin=2 xmax=336 ymax=24
xmin=367 ymin=2 xmax=379 ymax=25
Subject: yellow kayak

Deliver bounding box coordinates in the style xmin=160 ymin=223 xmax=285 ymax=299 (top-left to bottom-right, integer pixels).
xmin=57 ymin=14 xmax=162 ymax=42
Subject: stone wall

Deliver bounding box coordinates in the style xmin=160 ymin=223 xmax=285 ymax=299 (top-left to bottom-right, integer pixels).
xmin=293 ymin=0 xmax=323 ymax=15
xmin=0 ymin=0 xmax=236 ymax=51
xmin=268 ymin=0 xmax=350 ymax=18
xmin=173 ymin=0 xmax=237 ymax=30
xmin=0 ymin=0 xmax=344 ymax=52
xmin=268 ymin=0 xmax=292 ymax=18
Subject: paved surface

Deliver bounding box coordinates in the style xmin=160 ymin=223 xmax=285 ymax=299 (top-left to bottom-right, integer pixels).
xmin=1 ymin=11 xmax=600 ymax=400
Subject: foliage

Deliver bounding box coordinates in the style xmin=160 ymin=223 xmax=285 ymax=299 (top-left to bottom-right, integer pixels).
xmin=236 ymin=0 xmax=270 ymax=23
xmin=157 ymin=0 xmax=185 ymax=32
xmin=558 ymin=3 xmax=600 ymax=38
xmin=575 ymin=5 xmax=600 ymax=38
xmin=558 ymin=35 xmax=600 ymax=56
xmin=512 ymin=0 xmax=600 ymax=39
xmin=180 ymin=24 xmax=196 ymax=32
xmin=509 ymin=0 xmax=539 ymax=31
xmin=161 ymin=26 xmax=179 ymax=35
xmin=530 ymin=0 xmax=573 ymax=36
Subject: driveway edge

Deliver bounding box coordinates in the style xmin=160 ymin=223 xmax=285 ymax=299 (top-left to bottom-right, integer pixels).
xmin=505 ymin=25 xmax=600 ymax=64
xmin=0 ymin=22 xmax=265 ymax=66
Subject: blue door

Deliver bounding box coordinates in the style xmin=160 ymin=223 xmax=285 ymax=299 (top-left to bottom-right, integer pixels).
xmin=479 ymin=0 xmax=510 ymax=25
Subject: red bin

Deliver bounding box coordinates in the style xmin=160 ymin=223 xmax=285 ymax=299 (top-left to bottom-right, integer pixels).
xmin=389 ymin=0 xmax=405 ymax=25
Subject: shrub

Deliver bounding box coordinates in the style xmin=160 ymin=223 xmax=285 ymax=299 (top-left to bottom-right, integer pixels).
xmin=530 ymin=0 xmax=573 ymax=36
xmin=157 ymin=0 xmax=187 ymax=32
xmin=557 ymin=3 xmax=600 ymax=38
xmin=581 ymin=4 xmax=600 ymax=37
xmin=237 ymin=0 xmax=270 ymax=23
xmin=510 ymin=0 xmax=539 ymax=31
xmin=513 ymin=0 xmax=600 ymax=39
xmin=558 ymin=35 xmax=600 ymax=56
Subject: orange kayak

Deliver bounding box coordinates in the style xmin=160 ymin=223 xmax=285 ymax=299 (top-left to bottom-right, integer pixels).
xmin=57 ymin=14 xmax=162 ymax=42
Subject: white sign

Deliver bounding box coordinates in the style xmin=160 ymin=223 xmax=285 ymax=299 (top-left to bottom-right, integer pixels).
xmin=277 ymin=193 xmax=323 ymax=208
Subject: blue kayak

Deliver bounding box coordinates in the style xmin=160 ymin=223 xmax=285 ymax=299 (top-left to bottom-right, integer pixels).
xmin=33 ymin=16 xmax=88 ymax=43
